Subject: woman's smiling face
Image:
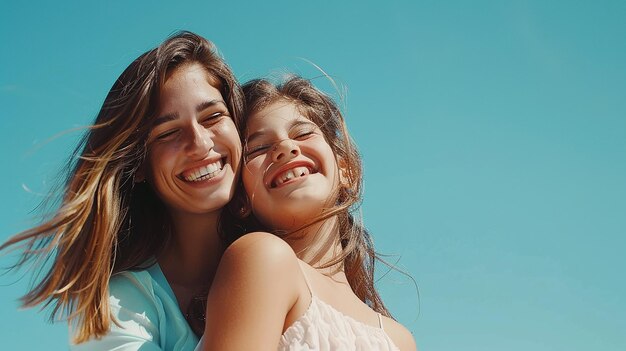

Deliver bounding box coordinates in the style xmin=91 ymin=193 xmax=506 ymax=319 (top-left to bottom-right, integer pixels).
xmin=144 ymin=63 xmax=242 ymax=216
xmin=242 ymin=100 xmax=340 ymax=231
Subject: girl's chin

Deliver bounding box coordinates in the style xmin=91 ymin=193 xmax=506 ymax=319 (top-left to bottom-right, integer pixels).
xmin=262 ymin=210 xmax=327 ymax=232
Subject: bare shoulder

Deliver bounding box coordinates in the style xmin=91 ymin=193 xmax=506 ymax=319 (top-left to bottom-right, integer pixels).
xmin=219 ymin=232 xmax=300 ymax=292
xmin=383 ymin=317 xmax=417 ymax=351
xmin=205 ymin=234 xmax=305 ymax=349
xmin=223 ymin=232 xmax=297 ymax=266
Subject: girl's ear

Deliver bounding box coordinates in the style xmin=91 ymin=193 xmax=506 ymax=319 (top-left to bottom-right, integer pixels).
xmin=229 ymin=189 xmax=252 ymax=219
xmin=337 ymin=157 xmax=351 ymax=189
xmin=238 ymin=202 xmax=252 ymax=219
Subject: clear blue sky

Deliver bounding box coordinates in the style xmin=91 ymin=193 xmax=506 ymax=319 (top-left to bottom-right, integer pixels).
xmin=1 ymin=1 xmax=625 ymax=350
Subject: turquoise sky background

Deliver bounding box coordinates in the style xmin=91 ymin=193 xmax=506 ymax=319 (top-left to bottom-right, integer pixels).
xmin=1 ymin=1 xmax=625 ymax=350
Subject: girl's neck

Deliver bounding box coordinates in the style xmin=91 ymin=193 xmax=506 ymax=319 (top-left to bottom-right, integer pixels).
xmin=158 ymin=210 xmax=224 ymax=289
xmin=286 ymin=216 xmax=345 ymax=276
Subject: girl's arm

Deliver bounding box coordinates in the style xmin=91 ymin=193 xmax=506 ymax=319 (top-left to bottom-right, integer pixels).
xmin=202 ymin=232 xmax=304 ymax=351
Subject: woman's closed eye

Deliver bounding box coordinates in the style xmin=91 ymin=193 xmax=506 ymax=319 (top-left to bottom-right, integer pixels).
xmin=201 ymin=111 xmax=228 ymax=127
xmin=154 ymin=128 xmax=180 ymax=141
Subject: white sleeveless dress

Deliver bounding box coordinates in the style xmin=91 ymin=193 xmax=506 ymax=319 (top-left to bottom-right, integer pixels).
xmin=277 ymin=263 xmax=400 ymax=351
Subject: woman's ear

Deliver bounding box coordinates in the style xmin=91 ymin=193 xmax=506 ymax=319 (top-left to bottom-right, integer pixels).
xmin=134 ymin=163 xmax=146 ymax=183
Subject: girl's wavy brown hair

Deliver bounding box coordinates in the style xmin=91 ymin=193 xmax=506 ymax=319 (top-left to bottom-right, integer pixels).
xmin=0 ymin=31 xmax=243 ymax=343
xmin=237 ymin=76 xmax=391 ymax=316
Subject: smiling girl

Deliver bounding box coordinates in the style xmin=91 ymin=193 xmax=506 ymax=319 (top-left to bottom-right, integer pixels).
xmin=201 ymin=77 xmax=416 ymax=350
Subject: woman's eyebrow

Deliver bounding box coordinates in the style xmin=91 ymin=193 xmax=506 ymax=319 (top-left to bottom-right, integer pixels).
xmin=196 ymin=99 xmax=226 ymax=113
xmin=152 ymin=100 xmax=226 ymax=128
xmin=152 ymin=113 xmax=178 ymax=128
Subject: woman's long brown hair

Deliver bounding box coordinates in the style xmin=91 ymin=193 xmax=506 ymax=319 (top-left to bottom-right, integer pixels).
xmin=237 ymin=76 xmax=391 ymax=317
xmin=0 ymin=31 xmax=243 ymax=343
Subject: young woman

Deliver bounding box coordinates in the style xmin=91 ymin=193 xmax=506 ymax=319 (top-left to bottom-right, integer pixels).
xmin=1 ymin=31 xmax=244 ymax=350
xmin=202 ymin=77 xmax=417 ymax=350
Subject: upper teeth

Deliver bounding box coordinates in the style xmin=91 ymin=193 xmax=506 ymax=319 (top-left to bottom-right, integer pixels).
xmin=273 ymin=166 xmax=311 ymax=187
xmin=182 ymin=160 xmax=223 ymax=182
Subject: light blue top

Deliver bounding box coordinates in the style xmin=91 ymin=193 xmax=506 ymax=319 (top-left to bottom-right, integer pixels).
xmin=70 ymin=264 xmax=200 ymax=351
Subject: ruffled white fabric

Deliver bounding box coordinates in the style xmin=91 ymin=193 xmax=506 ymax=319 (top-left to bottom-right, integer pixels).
xmin=278 ymin=295 xmax=399 ymax=351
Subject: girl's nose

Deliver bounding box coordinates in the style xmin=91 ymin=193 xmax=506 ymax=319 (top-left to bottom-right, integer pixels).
xmin=271 ymin=139 xmax=300 ymax=163
xmin=185 ymin=123 xmax=213 ymax=158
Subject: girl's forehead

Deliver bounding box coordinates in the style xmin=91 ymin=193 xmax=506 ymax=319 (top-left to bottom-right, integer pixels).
xmin=246 ymin=102 xmax=310 ymax=132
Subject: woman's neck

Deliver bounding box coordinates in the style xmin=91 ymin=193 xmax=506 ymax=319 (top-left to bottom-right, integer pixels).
xmin=158 ymin=210 xmax=224 ymax=290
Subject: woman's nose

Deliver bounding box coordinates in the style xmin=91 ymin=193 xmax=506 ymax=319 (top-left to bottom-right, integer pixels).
xmin=185 ymin=123 xmax=213 ymax=158
xmin=271 ymin=139 xmax=300 ymax=163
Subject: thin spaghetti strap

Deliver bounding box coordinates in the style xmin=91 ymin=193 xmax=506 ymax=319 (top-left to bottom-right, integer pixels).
xmin=377 ymin=312 xmax=384 ymax=330
xmin=296 ymin=260 xmax=314 ymax=297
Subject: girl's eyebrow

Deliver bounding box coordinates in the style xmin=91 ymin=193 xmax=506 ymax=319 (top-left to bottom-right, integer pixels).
xmin=246 ymin=129 xmax=266 ymax=145
xmin=289 ymin=119 xmax=317 ymax=130
xmin=246 ymin=119 xmax=316 ymax=144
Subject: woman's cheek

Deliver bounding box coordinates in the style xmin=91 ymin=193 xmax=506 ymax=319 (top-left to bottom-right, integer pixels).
xmin=214 ymin=121 xmax=242 ymax=157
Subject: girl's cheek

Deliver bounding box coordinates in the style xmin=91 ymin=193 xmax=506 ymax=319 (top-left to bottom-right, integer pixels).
xmin=241 ymin=172 xmax=255 ymax=199
xmin=243 ymin=162 xmax=264 ymax=188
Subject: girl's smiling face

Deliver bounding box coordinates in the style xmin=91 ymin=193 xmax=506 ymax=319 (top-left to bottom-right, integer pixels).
xmin=243 ymin=100 xmax=340 ymax=232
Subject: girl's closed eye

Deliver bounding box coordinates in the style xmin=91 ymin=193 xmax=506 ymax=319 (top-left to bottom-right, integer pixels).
xmin=290 ymin=121 xmax=319 ymax=140
xmin=245 ymin=143 xmax=271 ymax=161
xmin=244 ymin=125 xmax=319 ymax=161
xmin=294 ymin=130 xmax=315 ymax=140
